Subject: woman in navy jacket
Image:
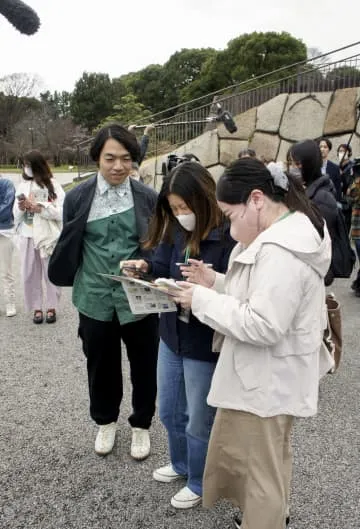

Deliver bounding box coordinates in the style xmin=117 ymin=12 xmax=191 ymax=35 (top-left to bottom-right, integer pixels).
xmin=122 ymin=161 xmax=234 ymax=509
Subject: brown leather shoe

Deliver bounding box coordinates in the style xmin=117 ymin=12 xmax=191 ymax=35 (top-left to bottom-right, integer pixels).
xmin=46 ymin=309 xmax=56 ymax=323
xmin=33 ymin=310 xmax=43 ymax=324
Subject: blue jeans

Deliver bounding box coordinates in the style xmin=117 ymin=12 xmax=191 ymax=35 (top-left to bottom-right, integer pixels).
xmin=355 ymin=240 xmax=360 ymax=262
xmin=157 ymin=339 xmax=216 ymax=496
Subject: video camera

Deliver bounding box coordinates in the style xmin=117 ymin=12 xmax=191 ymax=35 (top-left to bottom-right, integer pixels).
xmin=212 ymin=102 xmax=237 ymax=134
xmin=162 ymin=153 xmax=200 ymax=176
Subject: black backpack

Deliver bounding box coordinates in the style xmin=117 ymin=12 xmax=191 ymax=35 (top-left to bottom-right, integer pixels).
xmin=331 ymin=209 xmax=356 ymax=278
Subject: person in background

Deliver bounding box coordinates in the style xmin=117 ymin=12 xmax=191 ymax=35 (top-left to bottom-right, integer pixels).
xmin=347 ymin=158 xmax=360 ymax=296
xmin=0 ymin=174 xmax=16 ymax=317
xmin=121 ymin=162 xmax=235 ymax=509
xmin=13 ymin=151 xmax=64 ymax=324
xmin=317 ymin=137 xmax=342 ymax=202
xmin=288 ymin=139 xmax=338 ymax=286
xmin=337 ymin=143 xmax=354 ymax=233
xmin=48 ymin=124 xmax=159 ymax=460
xmin=172 ymin=158 xmax=332 ymax=529
xmin=238 ymin=148 xmax=256 ymax=159
xmin=128 ymin=124 xmax=155 ymax=165
xmin=128 ymin=124 xmax=155 ymax=183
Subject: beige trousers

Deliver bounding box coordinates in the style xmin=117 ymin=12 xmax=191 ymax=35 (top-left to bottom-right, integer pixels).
xmin=203 ymin=408 xmax=294 ymax=529
xmin=0 ymin=234 xmax=15 ymax=307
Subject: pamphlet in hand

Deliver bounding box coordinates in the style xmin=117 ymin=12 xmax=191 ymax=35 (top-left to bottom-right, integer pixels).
xmin=99 ymin=274 xmax=182 ymax=315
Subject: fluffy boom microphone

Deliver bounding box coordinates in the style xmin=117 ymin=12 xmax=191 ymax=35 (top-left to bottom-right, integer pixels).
xmin=0 ymin=0 xmax=40 ymax=35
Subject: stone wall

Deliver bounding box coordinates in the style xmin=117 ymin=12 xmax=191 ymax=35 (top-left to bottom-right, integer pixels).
xmin=140 ymin=87 xmax=360 ymax=189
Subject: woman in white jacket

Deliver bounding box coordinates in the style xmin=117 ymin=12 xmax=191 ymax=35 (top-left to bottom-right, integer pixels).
xmin=174 ymin=158 xmax=332 ymax=529
xmin=13 ymin=151 xmax=65 ymax=324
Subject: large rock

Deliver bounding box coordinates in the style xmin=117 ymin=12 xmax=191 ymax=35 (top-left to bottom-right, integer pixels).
xmin=249 ymin=133 xmax=280 ymax=162
xmin=324 ymin=88 xmax=359 ymax=135
xmin=139 ymin=157 xmax=157 ymax=188
xmin=280 ymin=93 xmax=332 ymax=141
xmin=256 ymin=94 xmax=288 ymax=133
xmin=356 ymin=88 xmax=360 ymax=136
xmin=175 ymin=129 xmax=219 ymax=167
xmin=217 ymin=108 xmax=256 ymax=140
xmin=219 ymin=139 xmax=248 ymax=166
xmin=277 ymin=139 xmax=294 ymax=164
xmin=207 ymin=164 xmax=227 ymax=182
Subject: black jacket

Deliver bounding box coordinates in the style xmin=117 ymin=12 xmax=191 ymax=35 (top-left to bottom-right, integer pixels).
xmin=306 ymin=175 xmax=338 ymax=237
xmin=149 ymin=225 xmax=235 ymax=362
xmin=48 ymin=176 xmax=157 ymax=286
xmin=306 ymin=175 xmax=338 ymax=285
xmin=324 ymin=160 xmax=342 ymax=202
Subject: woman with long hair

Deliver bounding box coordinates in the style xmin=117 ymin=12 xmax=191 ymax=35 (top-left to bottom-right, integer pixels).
xmin=288 ymin=139 xmax=338 ymax=285
xmin=173 ymin=158 xmax=332 ymax=529
xmin=13 ymin=150 xmax=64 ymax=323
xmin=121 ymin=161 xmax=235 ymax=509
xmin=337 ymin=143 xmax=354 ymax=233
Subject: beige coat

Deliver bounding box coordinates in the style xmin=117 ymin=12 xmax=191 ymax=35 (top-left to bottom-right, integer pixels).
xmin=13 ymin=179 xmax=65 ymax=234
xmin=13 ymin=179 xmax=65 ymax=256
xmin=192 ymin=211 xmax=333 ymax=418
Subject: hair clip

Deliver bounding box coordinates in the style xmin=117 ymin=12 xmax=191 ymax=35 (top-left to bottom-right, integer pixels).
xmin=267 ymin=162 xmax=289 ymax=191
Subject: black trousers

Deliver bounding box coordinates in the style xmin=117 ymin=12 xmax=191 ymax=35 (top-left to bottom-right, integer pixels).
xmin=78 ymin=312 xmax=159 ymax=428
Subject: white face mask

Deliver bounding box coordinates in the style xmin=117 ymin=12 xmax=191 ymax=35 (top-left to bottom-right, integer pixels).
xmin=24 ymin=166 xmax=33 ymax=178
xmin=338 ymin=151 xmax=349 ymax=162
xmin=176 ymin=213 xmax=196 ymax=232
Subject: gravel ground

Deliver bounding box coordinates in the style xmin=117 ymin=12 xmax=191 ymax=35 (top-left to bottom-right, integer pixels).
xmin=0 ymin=252 xmax=359 ymax=529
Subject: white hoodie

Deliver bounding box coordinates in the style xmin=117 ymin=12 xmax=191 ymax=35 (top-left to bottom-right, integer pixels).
xmin=191 ymin=211 xmax=332 ymax=418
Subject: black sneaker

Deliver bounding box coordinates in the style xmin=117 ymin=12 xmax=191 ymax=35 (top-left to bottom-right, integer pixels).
xmin=233 ymin=514 xmax=290 ymax=528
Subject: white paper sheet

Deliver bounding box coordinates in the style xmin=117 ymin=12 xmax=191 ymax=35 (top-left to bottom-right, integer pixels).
xmin=99 ymin=274 xmax=178 ymax=314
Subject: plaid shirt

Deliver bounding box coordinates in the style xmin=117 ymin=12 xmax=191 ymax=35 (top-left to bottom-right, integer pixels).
xmin=348 ymin=176 xmax=360 ymax=240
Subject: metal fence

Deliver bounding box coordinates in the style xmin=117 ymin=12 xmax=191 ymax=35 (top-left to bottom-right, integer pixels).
xmin=76 ymin=41 xmax=360 ymax=175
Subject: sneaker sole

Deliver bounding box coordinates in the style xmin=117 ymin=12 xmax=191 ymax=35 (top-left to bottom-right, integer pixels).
xmin=170 ymin=496 xmax=202 ymax=509
xmin=95 ymin=437 xmax=116 ymax=455
xmin=95 ymin=446 xmax=114 ymax=456
xmin=153 ymin=471 xmax=184 ymax=483
xmin=131 ymin=450 xmax=150 ymax=461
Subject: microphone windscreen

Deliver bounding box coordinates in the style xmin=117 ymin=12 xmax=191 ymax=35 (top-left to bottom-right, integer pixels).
xmin=0 ymin=0 xmax=40 ymax=35
xmin=221 ymin=111 xmax=237 ymax=134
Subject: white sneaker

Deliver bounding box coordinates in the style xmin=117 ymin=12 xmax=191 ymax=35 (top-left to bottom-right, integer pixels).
xmin=130 ymin=428 xmax=150 ymax=460
xmin=153 ymin=464 xmax=184 ymax=483
xmin=6 ymin=304 xmax=16 ymax=317
xmin=95 ymin=422 xmax=116 ymax=455
xmin=171 ymin=486 xmax=202 ymax=509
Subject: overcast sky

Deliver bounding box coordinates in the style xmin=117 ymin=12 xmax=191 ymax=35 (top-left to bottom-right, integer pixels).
xmin=1 ymin=0 xmax=360 ymax=94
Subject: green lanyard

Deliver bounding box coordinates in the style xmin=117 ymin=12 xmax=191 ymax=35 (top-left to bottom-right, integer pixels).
xmin=276 ymin=210 xmax=293 ymax=223
xmin=184 ymin=247 xmax=190 ymax=264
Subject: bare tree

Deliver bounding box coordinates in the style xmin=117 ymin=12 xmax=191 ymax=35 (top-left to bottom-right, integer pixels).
xmin=307 ymin=47 xmax=329 ymax=67
xmin=0 ymin=73 xmax=43 ymax=143
xmin=0 ymin=72 xmax=43 ymax=98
